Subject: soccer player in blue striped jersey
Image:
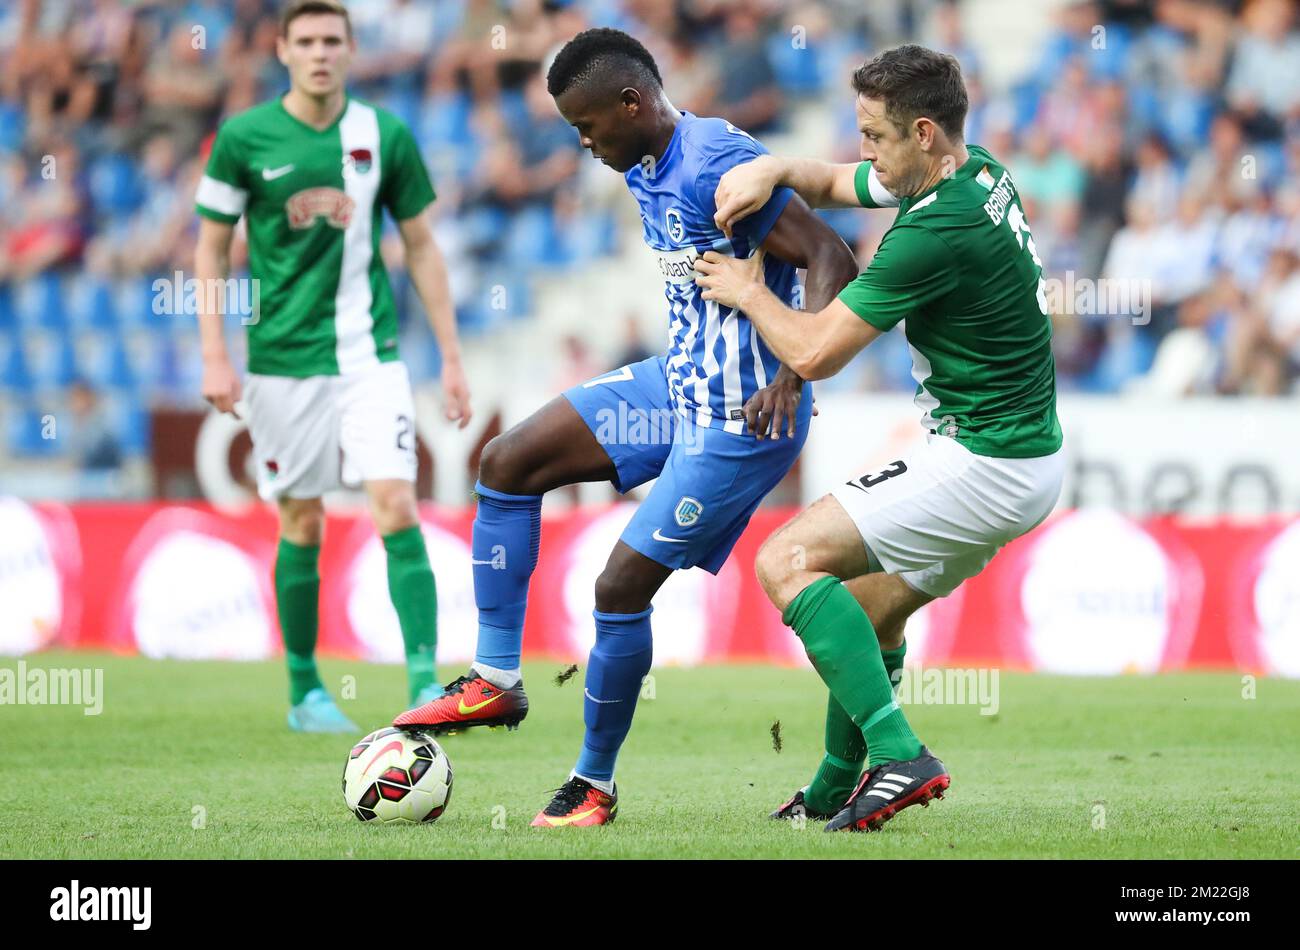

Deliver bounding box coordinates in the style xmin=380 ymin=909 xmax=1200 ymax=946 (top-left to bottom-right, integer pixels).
xmin=393 ymin=28 xmax=859 ymax=827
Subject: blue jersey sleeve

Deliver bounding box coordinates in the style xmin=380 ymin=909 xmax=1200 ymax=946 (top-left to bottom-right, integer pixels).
xmin=691 ymin=126 xmax=793 ymax=253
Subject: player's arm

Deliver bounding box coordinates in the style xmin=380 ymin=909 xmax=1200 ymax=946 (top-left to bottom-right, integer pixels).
xmin=396 ymin=211 xmax=471 ymax=429
xmin=715 ymin=156 xmax=867 ymax=236
xmin=716 ymin=156 xmax=901 ymax=236
xmin=699 ymin=254 xmax=880 ymax=381
xmin=697 ymin=224 xmax=958 ymax=381
xmin=742 ymin=195 xmax=860 ymax=435
xmin=194 ymin=216 xmax=241 ymax=416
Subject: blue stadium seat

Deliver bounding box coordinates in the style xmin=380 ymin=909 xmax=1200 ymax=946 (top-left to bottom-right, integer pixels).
xmin=0 ymin=330 xmax=33 ymax=392
xmin=109 ymin=395 xmax=151 ymax=456
xmin=417 ymin=91 xmax=474 ymax=151
xmin=114 ymin=276 xmax=160 ymax=329
xmin=6 ymin=402 xmax=62 ymax=459
xmin=503 ymin=205 xmax=557 ymax=271
xmin=0 ymin=283 xmax=15 ymax=331
xmin=767 ymin=33 xmax=825 ymax=95
xmin=0 ymin=101 xmax=24 ymax=152
xmin=66 ymin=274 xmax=120 ymax=331
xmin=88 ymin=153 xmax=143 ymax=217
xmin=14 ymin=272 xmax=68 ymax=331
xmin=24 ymin=331 xmax=79 ymax=389
xmin=384 ymin=85 xmax=423 ymax=129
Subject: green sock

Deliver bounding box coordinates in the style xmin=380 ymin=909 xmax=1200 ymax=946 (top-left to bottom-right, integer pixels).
xmin=882 ymin=641 xmax=907 ymax=690
xmin=785 ymin=577 xmax=922 ymax=769
xmin=804 ymin=694 xmax=865 ymax=814
xmin=383 ymin=525 xmax=438 ymax=704
xmin=804 ymin=641 xmax=909 ymax=812
xmin=276 ymin=538 xmax=324 ymax=706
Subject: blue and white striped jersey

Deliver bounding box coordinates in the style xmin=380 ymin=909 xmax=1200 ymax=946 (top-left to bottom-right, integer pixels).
xmin=624 ymin=113 xmax=800 ymax=433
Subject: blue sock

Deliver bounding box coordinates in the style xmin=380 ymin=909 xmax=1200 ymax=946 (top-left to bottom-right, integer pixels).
xmin=471 ymin=480 xmax=542 ymax=672
xmin=574 ymin=607 xmax=654 ymax=784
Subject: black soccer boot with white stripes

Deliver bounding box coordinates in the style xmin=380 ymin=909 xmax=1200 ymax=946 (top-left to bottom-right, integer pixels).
xmin=769 ymin=786 xmax=839 ymax=821
xmin=824 ymin=746 xmax=950 ymax=833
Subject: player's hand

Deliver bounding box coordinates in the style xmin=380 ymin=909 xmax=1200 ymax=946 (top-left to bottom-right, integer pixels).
xmin=694 ymin=248 xmax=765 ymax=311
xmin=743 ymin=364 xmax=805 ymax=440
xmin=714 ymin=156 xmax=779 ymax=238
xmin=201 ymin=356 xmax=242 ymax=419
xmin=440 ymin=358 xmax=472 ymax=430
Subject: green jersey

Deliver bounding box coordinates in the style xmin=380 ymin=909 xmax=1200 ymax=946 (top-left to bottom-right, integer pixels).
xmin=195 ymin=96 xmax=435 ymax=377
xmin=837 ymin=145 xmax=1062 ymax=458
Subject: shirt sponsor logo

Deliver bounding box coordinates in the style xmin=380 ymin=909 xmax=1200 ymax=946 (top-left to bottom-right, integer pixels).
xmin=982 ymin=169 xmax=1015 ymax=226
xmin=655 ymin=248 xmax=700 ymax=284
xmin=285 ymin=187 xmax=355 ymax=229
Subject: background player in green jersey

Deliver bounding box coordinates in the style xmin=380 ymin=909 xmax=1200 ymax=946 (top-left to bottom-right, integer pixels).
xmin=695 ymin=45 xmax=1066 ymax=831
xmin=193 ymin=1 xmax=471 ymax=732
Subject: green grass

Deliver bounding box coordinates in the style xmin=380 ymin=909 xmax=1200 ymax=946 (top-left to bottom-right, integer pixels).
xmin=1 ymin=654 xmax=1297 ymax=859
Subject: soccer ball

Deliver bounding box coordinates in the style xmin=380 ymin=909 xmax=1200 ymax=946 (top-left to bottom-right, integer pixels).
xmin=342 ymin=727 xmax=453 ymax=823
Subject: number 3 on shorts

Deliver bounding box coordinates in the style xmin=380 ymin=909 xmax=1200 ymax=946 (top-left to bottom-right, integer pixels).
xmin=851 ymin=460 xmax=907 ymax=490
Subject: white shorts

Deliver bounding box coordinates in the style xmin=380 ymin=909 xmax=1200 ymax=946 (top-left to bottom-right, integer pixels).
xmin=243 ymin=360 xmax=418 ymax=501
xmin=830 ymin=433 xmax=1065 ymax=598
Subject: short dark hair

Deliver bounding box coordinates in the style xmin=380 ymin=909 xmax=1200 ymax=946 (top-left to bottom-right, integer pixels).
xmin=546 ymin=27 xmax=662 ymax=99
xmin=852 ymin=45 xmax=968 ymax=140
xmin=280 ymin=0 xmax=352 ymax=39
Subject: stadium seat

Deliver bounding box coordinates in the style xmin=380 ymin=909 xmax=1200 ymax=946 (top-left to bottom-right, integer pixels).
xmin=66 ymin=274 xmax=120 ymax=331
xmin=416 ymin=91 xmax=474 ymax=152
xmin=114 ymin=276 xmax=160 ymax=330
xmin=0 ymin=330 xmax=34 ymax=392
xmin=23 ymin=331 xmax=78 ymax=390
xmin=14 ymin=272 xmax=68 ymax=332
xmin=0 ymin=283 xmax=15 ymax=331
xmin=110 ymin=395 xmax=151 ymax=457
xmin=0 ymin=101 xmax=24 ymax=152
xmin=88 ymin=153 xmax=143 ymax=218
xmin=767 ymin=33 xmax=825 ymax=95
xmin=5 ymin=401 xmax=62 ymax=459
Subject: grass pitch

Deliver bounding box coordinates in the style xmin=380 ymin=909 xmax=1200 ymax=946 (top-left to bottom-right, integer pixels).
xmin=2 ymin=654 xmax=1297 ymax=859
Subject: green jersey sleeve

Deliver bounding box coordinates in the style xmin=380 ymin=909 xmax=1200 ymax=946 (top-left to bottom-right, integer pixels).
xmin=195 ymin=123 xmax=249 ymax=224
xmin=853 ymin=161 xmax=901 ymax=209
xmin=837 ymin=223 xmax=959 ymax=332
xmin=382 ymin=123 xmax=436 ymax=221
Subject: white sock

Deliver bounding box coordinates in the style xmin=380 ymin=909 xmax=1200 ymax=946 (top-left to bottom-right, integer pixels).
xmin=471 ymin=662 xmax=521 ymax=690
xmin=571 ymin=770 xmax=615 ymax=796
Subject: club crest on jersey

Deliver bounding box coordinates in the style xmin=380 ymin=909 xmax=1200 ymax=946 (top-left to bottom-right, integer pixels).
xmin=343 ymin=148 xmax=373 ymax=177
xmin=674 ymin=496 xmax=703 ymax=527
xmin=665 ymin=208 xmax=686 ymax=244
xmin=285 ymin=187 xmax=355 ymax=229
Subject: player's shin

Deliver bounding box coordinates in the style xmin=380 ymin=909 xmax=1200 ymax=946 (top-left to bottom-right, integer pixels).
xmin=783 ymin=577 xmax=922 ymax=769
xmin=805 ymin=694 xmax=866 ymax=814
xmin=804 ymin=641 xmax=906 ymax=811
xmin=383 ymin=525 xmax=439 ymax=704
xmin=573 ymin=607 xmax=654 ymax=790
xmin=276 ymin=538 xmax=324 ymax=705
xmin=470 ymin=482 xmax=542 ymax=688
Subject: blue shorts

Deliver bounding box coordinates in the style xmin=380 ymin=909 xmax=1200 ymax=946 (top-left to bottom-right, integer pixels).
xmin=563 ymin=356 xmax=810 ymax=574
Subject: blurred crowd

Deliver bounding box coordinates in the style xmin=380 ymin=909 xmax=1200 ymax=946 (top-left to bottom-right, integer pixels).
xmin=0 ymin=0 xmax=1298 ymax=478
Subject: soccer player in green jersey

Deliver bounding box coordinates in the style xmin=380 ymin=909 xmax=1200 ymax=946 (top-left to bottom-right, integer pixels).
xmin=193 ymin=0 xmax=471 ymax=732
xmin=695 ymin=45 xmax=1065 ymax=831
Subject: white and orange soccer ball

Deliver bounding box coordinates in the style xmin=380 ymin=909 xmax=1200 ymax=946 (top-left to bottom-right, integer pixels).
xmin=342 ymin=727 xmax=453 ymax=823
